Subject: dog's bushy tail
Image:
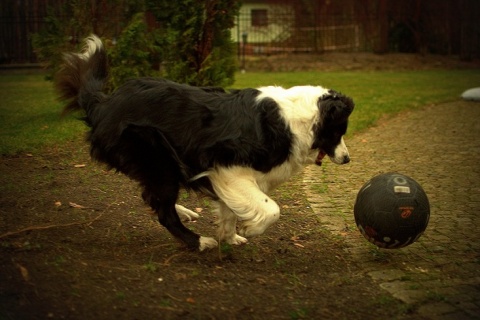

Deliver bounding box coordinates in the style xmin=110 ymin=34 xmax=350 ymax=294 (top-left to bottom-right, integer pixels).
xmin=55 ymin=35 xmax=108 ymax=119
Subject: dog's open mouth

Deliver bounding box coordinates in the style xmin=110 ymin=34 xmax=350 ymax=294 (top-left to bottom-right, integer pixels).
xmin=315 ymin=150 xmax=327 ymax=166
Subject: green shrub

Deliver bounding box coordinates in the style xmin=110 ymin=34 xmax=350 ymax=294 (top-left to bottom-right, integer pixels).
xmin=31 ymin=0 xmax=240 ymax=88
xmin=106 ymin=13 xmax=161 ymax=90
xmin=31 ymin=0 xmax=143 ymax=80
xmin=149 ymin=0 xmax=239 ymax=87
xmin=30 ymin=5 xmax=74 ymax=80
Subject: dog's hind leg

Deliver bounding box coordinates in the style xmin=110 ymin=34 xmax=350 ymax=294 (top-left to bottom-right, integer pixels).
xmin=116 ymin=126 xmax=217 ymax=251
xmin=142 ymin=178 xmax=217 ymax=251
xmin=143 ymin=185 xmax=217 ymax=251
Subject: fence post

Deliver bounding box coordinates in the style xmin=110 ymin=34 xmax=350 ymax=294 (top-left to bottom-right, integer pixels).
xmin=241 ymin=32 xmax=248 ymax=73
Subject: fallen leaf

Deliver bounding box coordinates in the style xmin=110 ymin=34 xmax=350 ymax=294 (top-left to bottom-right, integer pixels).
xmin=293 ymin=243 xmax=305 ymax=248
xmin=194 ymin=208 xmax=203 ymax=213
xmin=54 ymin=201 xmax=62 ymax=207
xmin=290 ymin=235 xmax=301 ymax=241
xmin=74 ymin=164 xmax=86 ymax=168
xmin=15 ymin=263 xmax=29 ymax=282
xmin=69 ymin=202 xmax=87 ymax=209
xmin=186 ymin=297 xmax=195 ymax=304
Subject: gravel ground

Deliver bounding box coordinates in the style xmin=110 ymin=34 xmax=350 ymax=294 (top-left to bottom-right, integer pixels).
xmin=305 ymin=100 xmax=480 ymax=319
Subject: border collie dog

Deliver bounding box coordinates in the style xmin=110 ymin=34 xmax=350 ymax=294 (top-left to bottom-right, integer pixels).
xmin=56 ymin=35 xmax=354 ymax=251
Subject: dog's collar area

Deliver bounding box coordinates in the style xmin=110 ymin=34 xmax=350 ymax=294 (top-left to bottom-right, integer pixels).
xmin=315 ymin=150 xmax=326 ymax=166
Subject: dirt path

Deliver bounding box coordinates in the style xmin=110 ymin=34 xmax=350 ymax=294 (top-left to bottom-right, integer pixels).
xmin=244 ymin=52 xmax=480 ymax=72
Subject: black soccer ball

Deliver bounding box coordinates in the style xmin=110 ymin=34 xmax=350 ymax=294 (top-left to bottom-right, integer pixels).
xmin=354 ymin=173 xmax=430 ymax=249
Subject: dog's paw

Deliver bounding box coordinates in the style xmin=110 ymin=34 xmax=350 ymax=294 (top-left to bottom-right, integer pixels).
xmin=175 ymin=204 xmax=200 ymax=221
xmin=226 ymin=234 xmax=248 ymax=245
xmin=199 ymin=236 xmax=218 ymax=251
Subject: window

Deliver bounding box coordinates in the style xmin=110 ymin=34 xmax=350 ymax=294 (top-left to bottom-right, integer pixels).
xmin=251 ymin=9 xmax=268 ymax=27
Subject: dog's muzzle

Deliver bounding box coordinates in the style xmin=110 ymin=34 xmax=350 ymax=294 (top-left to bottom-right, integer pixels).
xmin=330 ymin=137 xmax=351 ymax=165
xmin=316 ymin=137 xmax=351 ymax=166
xmin=339 ymin=154 xmax=350 ymax=164
xmin=315 ymin=150 xmax=350 ymax=166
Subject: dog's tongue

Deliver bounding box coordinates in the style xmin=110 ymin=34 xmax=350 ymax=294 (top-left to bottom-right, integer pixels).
xmin=315 ymin=151 xmax=326 ymax=166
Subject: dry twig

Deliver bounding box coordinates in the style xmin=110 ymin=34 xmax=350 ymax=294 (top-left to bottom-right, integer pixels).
xmin=0 ymin=212 xmax=104 ymax=239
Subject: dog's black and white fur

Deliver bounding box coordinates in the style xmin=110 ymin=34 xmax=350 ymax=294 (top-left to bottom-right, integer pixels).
xmin=56 ymin=35 xmax=354 ymax=251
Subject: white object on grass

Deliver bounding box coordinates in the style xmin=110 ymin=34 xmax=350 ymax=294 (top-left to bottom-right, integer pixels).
xmin=461 ymin=87 xmax=480 ymax=101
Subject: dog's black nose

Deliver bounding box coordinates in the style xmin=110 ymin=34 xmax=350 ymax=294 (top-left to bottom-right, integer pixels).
xmin=342 ymin=155 xmax=350 ymax=164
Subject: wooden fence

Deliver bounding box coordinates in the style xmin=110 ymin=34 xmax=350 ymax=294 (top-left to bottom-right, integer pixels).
xmin=1 ymin=0 xmax=479 ymax=64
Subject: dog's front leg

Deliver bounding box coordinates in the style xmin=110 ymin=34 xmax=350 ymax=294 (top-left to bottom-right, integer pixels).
xmin=209 ymin=167 xmax=280 ymax=238
xmin=216 ymin=201 xmax=248 ymax=245
xmin=236 ymin=192 xmax=280 ymax=238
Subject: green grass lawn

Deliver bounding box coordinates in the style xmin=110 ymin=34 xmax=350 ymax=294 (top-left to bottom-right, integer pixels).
xmin=0 ymin=73 xmax=84 ymax=155
xmin=1 ymin=69 xmax=479 ymax=155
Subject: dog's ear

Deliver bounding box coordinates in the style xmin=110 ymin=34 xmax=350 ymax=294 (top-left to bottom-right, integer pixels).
xmin=318 ymin=90 xmax=354 ymax=124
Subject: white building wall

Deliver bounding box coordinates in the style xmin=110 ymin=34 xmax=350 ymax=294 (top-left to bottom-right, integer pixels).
xmin=232 ymin=3 xmax=294 ymax=44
